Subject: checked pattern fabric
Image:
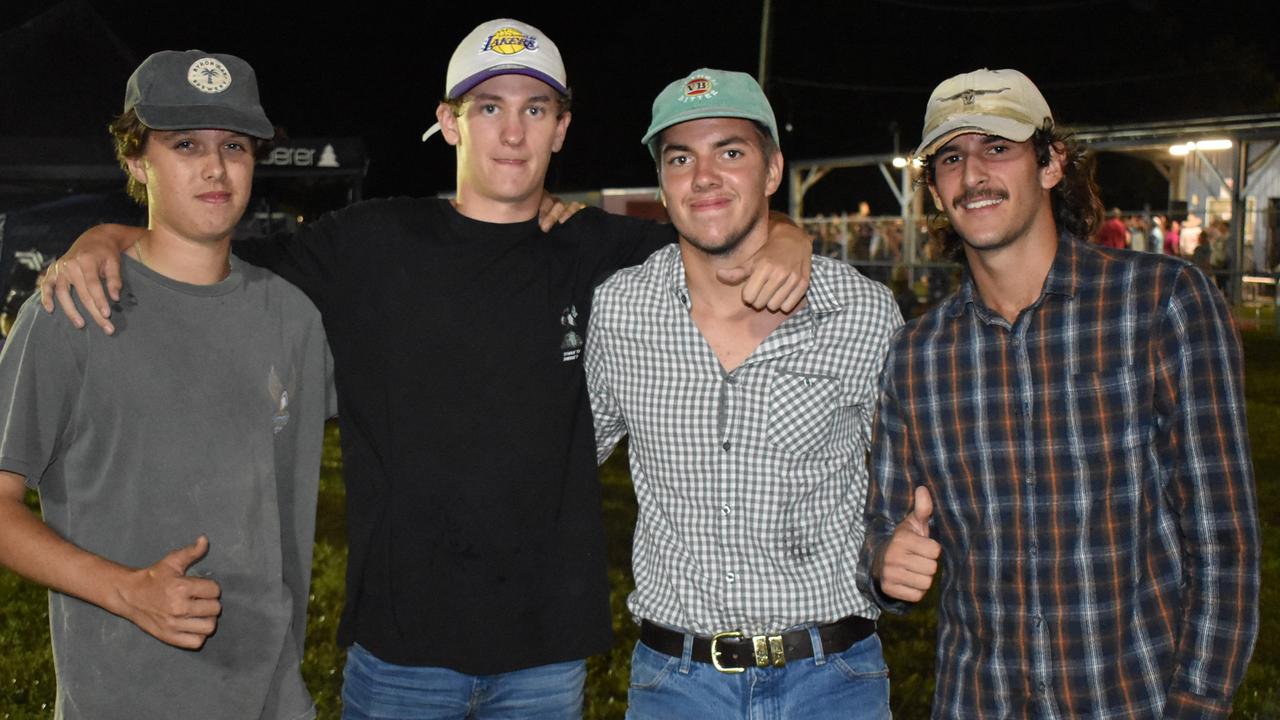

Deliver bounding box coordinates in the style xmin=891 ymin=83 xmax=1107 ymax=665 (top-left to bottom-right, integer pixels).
xmin=587 ymin=246 xmax=902 ymax=636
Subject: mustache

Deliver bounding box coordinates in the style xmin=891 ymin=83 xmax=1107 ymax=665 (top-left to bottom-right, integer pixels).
xmin=952 ymin=189 xmax=1008 ymax=209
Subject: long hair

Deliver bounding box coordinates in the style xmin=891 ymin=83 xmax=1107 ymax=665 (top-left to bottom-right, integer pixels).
xmin=922 ymin=127 xmax=1103 ymax=262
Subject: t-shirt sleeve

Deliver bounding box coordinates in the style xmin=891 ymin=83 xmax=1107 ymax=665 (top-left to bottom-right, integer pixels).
xmin=0 ymin=297 xmax=82 ymax=487
xmin=564 ymin=208 xmax=675 ymax=287
xmin=232 ymin=206 xmax=360 ymax=312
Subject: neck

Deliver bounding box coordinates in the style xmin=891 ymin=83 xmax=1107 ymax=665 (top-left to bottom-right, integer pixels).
xmin=451 ymin=182 xmax=541 ymax=225
xmin=129 ymin=228 xmax=232 ymax=285
xmin=680 ymin=222 xmax=770 ymax=316
xmin=964 ymin=216 xmax=1059 ymax=323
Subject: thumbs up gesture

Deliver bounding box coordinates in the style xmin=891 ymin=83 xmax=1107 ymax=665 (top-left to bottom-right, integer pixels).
xmin=117 ymin=535 xmax=222 ymax=649
xmin=873 ymin=486 xmax=942 ymax=602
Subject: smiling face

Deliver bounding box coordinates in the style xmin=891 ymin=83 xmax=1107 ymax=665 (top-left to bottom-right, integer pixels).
xmin=438 ymin=73 xmax=571 ymax=222
xmin=127 ymin=128 xmax=255 ymax=245
xmin=656 ymin=117 xmax=782 ymax=258
xmin=928 ymin=132 xmax=1062 ymax=258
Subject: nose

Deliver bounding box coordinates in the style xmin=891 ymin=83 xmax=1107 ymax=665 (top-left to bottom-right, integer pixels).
xmin=961 ymin=153 xmax=988 ymax=189
xmin=203 ymin=148 xmax=227 ymax=181
xmin=500 ymin=113 xmax=525 ymax=147
xmin=691 ymin=156 xmax=720 ymax=191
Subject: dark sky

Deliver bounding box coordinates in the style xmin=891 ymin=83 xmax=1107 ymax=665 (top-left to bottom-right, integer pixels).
xmin=4 ymin=0 xmax=1278 ymax=212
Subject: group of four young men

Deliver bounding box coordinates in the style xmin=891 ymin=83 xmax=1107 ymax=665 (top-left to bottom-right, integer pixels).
xmin=5 ymin=16 xmax=1256 ymax=720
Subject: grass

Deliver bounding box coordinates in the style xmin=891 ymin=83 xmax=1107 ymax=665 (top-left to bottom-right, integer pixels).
xmin=1 ymin=329 xmax=1278 ymax=718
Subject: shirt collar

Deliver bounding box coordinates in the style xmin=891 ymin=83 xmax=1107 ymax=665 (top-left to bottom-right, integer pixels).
xmin=666 ymin=245 xmax=842 ymax=317
xmin=946 ymin=233 xmax=1084 ymax=318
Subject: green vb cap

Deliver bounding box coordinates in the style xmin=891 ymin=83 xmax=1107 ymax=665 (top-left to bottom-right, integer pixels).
xmin=641 ymin=68 xmax=778 ymax=157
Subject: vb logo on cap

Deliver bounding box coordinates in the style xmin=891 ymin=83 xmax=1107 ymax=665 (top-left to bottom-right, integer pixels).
xmin=681 ymin=76 xmax=716 ymax=102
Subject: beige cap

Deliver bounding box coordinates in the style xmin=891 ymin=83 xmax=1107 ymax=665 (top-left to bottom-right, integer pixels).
xmin=915 ymin=68 xmax=1052 ymax=158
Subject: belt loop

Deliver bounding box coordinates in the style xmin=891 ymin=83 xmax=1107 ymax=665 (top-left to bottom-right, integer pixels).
xmin=808 ymin=625 xmax=826 ymax=666
xmin=679 ymin=631 xmax=694 ymax=674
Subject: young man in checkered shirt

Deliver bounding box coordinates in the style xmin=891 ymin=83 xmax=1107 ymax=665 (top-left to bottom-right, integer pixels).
xmin=586 ymin=68 xmax=902 ymax=719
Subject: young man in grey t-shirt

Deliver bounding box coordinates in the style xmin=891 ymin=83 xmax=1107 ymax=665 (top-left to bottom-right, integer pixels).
xmin=0 ymin=51 xmax=333 ymax=719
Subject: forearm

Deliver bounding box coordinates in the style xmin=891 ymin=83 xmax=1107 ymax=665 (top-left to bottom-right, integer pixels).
xmin=0 ymin=478 xmax=134 ymax=618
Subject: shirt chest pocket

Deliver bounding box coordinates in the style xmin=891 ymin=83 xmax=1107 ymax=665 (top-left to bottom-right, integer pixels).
xmin=766 ymin=371 xmax=841 ymax=455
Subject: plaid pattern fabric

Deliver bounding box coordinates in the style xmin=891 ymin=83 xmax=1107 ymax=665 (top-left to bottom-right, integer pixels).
xmin=858 ymin=238 xmax=1258 ymax=719
xmin=587 ymin=246 xmax=902 ymax=636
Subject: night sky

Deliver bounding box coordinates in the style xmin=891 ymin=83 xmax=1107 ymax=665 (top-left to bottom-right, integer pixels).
xmin=4 ymin=0 xmax=1279 ymax=213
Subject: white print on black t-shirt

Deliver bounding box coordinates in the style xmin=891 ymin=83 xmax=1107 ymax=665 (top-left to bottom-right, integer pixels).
xmin=560 ymin=305 xmax=583 ymax=362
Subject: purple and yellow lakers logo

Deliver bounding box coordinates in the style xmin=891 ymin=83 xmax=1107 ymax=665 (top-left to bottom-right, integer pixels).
xmin=678 ymin=76 xmax=717 ymax=103
xmin=483 ymin=27 xmax=538 ymax=55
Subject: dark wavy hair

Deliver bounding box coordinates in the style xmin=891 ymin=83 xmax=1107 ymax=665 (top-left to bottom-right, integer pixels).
xmin=921 ymin=127 xmax=1103 ymax=262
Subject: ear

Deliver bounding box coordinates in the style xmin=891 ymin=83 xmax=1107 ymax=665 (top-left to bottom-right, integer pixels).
xmin=125 ymin=154 xmax=149 ymax=187
xmin=764 ymin=149 xmax=784 ymax=197
xmin=436 ymin=103 xmax=461 ymax=147
xmin=927 ymin=183 xmax=944 ymax=212
xmin=551 ymin=111 xmax=571 ymax=153
xmin=1039 ymin=142 xmax=1065 ymax=191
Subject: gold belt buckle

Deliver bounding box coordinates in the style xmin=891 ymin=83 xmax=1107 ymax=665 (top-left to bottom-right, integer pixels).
xmin=752 ymin=634 xmax=786 ymax=668
xmin=710 ymin=631 xmax=744 ymax=674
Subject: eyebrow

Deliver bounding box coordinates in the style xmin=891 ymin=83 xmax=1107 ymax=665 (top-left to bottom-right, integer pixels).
xmin=470 ymin=93 xmax=553 ymax=103
xmin=661 ymin=135 xmax=752 ymax=155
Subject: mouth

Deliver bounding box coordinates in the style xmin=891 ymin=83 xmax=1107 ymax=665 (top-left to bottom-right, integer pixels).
xmin=955 ymin=192 xmax=1007 ymax=211
xmin=197 ymin=192 xmax=232 ymax=204
xmin=689 ymin=196 xmax=733 ymax=212
xmin=492 ymin=158 xmax=528 ymax=167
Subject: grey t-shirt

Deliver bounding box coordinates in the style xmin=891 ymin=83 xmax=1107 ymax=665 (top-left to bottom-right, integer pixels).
xmin=0 ymin=256 xmax=334 ymax=720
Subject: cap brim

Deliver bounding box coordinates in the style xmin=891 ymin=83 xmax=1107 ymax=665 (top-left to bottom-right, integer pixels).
xmin=914 ymin=114 xmax=1037 ymax=159
xmin=134 ymin=103 xmax=274 ymax=140
xmin=448 ymin=67 xmax=569 ymax=99
xmin=641 ymin=109 xmax=778 ymax=152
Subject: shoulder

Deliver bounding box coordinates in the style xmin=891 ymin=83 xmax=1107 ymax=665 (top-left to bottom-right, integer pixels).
xmin=555 ymin=207 xmax=673 ymax=246
xmin=810 ymin=256 xmax=900 ymax=323
xmin=592 ymin=244 xmax=677 ymax=306
xmin=237 ymin=263 xmax=323 ymax=323
xmin=307 ymin=196 xmax=446 ymax=236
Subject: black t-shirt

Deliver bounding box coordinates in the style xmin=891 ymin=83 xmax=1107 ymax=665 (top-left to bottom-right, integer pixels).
xmin=234 ymin=199 xmax=671 ymax=674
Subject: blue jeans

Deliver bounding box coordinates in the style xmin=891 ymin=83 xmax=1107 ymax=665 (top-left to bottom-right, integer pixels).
xmin=626 ymin=631 xmax=891 ymax=720
xmin=341 ymin=643 xmax=586 ymax=719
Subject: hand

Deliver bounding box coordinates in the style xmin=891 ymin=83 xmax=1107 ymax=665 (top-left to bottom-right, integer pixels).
xmin=39 ymin=223 xmax=141 ymax=335
xmin=538 ymin=192 xmax=587 ymax=232
xmin=874 ymin=485 xmax=941 ymax=603
xmin=717 ymin=213 xmax=811 ymax=312
xmin=116 ymin=536 xmax=222 ymax=649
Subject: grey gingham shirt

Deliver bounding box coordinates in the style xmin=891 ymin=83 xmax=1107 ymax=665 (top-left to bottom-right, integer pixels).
xmin=586 ymin=245 xmax=903 ymax=635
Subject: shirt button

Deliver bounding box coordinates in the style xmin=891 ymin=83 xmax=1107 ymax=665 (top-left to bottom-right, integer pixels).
xmin=725 ymin=572 xmax=737 ymax=583
xmin=1024 ymin=472 xmax=1036 ymax=485
xmin=1032 ymin=615 xmax=1043 ymax=627
xmin=726 ymin=376 xmax=737 ymax=385
xmin=722 ymin=441 xmax=731 ymax=451
xmin=720 ymin=504 xmax=732 ymax=516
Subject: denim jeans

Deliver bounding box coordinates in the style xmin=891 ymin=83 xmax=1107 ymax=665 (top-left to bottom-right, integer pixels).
xmin=341 ymin=643 xmax=586 ymax=719
xmin=626 ymin=630 xmax=891 ymax=720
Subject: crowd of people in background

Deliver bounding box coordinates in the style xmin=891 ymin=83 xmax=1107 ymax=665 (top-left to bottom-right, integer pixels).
xmin=804 ymin=201 xmax=1263 ymax=316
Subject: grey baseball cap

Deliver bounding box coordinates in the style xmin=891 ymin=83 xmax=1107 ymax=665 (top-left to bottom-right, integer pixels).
xmin=125 ymin=50 xmax=274 ymax=140
xmin=915 ymin=68 xmax=1052 ymax=159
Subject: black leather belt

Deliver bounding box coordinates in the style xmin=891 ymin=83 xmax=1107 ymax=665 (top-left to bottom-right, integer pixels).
xmin=639 ymin=616 xmax=876 ymax=674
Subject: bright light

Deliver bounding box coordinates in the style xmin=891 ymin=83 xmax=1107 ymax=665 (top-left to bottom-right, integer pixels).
xmin=892 ymin=156 xmax=908 ymax=168
xmin=911 ymin=157 xmax=924 ymax=169
xmin=1170 ymin=139 xmax=1232 ymax=156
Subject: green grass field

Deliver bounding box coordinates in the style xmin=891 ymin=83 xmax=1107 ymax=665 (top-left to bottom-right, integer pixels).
xmin=1 ymin=329 xmax=1277 ymax=718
